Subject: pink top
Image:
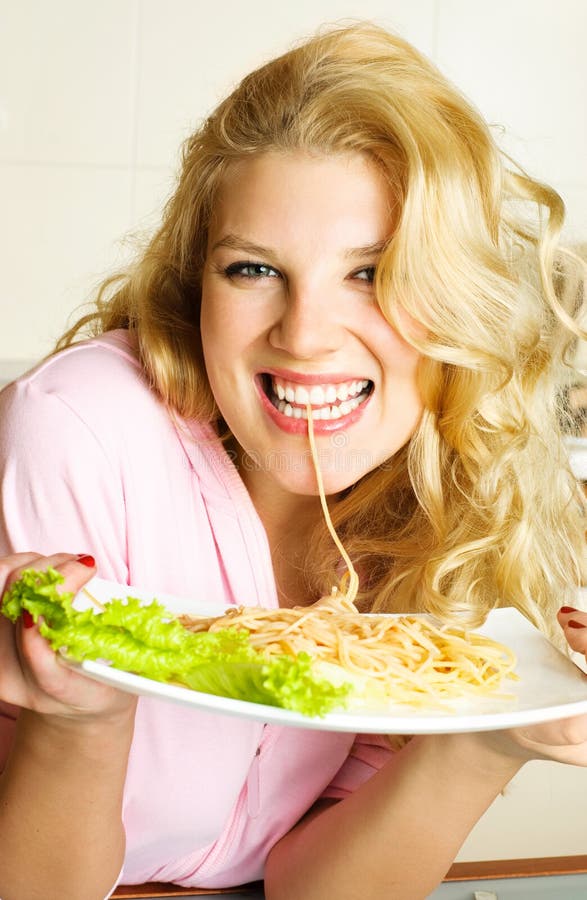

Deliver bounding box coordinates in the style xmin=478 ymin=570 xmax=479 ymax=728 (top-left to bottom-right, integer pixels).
xmin=0 ymin=331 xmax=391 ymax=890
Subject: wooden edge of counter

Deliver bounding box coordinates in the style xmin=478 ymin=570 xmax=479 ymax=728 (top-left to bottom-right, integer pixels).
xmin=112 ymin=858 xmax=587 ymax=896
xmin=445 ymin=854 xmax=587 ymax=881
xmin=111 ymin=882 xmax=262 ymax=897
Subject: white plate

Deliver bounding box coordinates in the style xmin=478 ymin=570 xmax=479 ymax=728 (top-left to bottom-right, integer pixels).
xmin=65 ymin=577 xmax=587 ymax=734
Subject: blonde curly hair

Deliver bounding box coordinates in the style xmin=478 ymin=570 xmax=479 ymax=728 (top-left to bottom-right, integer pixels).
xmin=58 ymin=22 xmax=587 ymax=635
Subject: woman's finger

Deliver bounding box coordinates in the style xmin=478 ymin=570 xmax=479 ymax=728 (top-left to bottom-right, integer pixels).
xmin=0 ymin=551 xmax=137 ymax=719
xmin=16 ymin=617 xmax=90 ymax=710
xmin=509 ymin=713 xmax=587 ymax=766
xmin=1 ymin=551 xmax=97 ymax=605
xmin=0 ymin=552 xmax=45 ymax=596
xmin=1 ymin=552 xmax=97 ymax=708
xmin=51 ymin=553 xmax=97 ymax=594
xmin=557 ymin=607 xmax=587 ymax=655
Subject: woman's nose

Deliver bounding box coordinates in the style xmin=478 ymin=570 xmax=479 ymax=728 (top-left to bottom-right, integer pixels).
xmin=268 ymin=287 xmax=344 ymax=360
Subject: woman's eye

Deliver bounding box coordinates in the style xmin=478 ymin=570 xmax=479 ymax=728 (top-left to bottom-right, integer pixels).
xmin=224 ymin=262 xmax=281 ymax=280
xmin=352 ymin=266 xmax=376 ymax=283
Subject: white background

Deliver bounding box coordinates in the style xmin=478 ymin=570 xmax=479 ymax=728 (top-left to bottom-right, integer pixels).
xmin=1 ymin=0 xmax=587 ymax=862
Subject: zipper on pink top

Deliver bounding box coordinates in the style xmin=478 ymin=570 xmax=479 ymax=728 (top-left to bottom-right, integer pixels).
xmin=188 ymin=726 xmax=275 ymax=881
xmin=247 ymin=724 xmax=276 ymax=819
xmin=247 ymin=745 xmax=262 ymax=818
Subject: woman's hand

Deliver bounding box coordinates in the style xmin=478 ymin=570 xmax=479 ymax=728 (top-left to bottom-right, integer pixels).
xmin=0 ymin=551 xmax=136 ymax=724
xmin=0 ymin=553 xmax=137 ymax=900
xmin=557 ymin=604 xmax=587 ymax=655
xmin=469 ymin=607 xmax=587 ymax=768
xmin=495 ymin=713 xmax=587 ymax=767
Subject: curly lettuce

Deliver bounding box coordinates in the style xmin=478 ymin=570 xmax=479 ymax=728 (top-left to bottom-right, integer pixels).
xmin=1 ymin=567 xmax=350 ymax=716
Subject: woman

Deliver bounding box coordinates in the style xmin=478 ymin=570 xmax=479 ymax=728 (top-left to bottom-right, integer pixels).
xmin=1 ymin=22 xmax=586 ymax=900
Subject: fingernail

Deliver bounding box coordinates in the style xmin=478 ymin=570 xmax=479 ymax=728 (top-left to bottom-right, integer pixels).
xmin=76 ymin=554 xmax=96 ymax=568
xmin=568 ymin=620 xmax=587 ymax=629
xmin=22 ymin=610 xmax=34 ymax=629
xmin=560 ymin=606 xmax=578 ymax=613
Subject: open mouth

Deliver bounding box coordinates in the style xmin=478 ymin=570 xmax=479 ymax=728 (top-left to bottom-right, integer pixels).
xmin=261 ymin=374 xmax=373 ymax=421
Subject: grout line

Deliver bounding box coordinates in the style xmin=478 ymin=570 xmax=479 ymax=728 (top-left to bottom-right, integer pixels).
xmin=0 ymin=160 xmax=169 ymax=173
xmin=430 ymin=0 xmax=441 ymax=61
xmin=128 ymin=0 xmax=143 ymax=224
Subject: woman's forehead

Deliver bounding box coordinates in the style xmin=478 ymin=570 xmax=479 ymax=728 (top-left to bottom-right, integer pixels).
xmin=208 ymin=150 xmax=397 ymax=247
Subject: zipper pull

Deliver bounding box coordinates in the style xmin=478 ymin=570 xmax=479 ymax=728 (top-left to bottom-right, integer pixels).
xmin=247 ymin=746 xmax=261 ymax=818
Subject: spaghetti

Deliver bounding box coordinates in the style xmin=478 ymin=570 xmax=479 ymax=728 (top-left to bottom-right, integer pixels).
xmin=180 ymin=598 xmax=517 ymax=706
xmin=180 ymin=404 xmax=518 ymax=708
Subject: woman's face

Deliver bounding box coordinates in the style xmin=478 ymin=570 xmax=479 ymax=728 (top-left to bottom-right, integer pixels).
xmin=201 ymin=151 xmax=422 ymax=500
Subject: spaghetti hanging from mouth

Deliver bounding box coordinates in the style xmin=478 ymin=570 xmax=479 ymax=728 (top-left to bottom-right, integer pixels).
xmin=305 ymin=400 xmax=360 ymax=606
xmin=179 ymin=404 xmax=518 ymax=708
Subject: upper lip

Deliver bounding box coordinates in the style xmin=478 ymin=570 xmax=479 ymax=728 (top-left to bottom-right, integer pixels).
xmin=261 ymin=367 xmax=372 ymax=385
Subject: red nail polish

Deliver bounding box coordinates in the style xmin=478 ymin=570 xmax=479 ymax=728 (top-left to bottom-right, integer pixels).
xmin=560 ymin=606 xmax=578 ymax=614
xmin=22 ymin=610 xmax=34 ymax=629
xmin=76 ymin=554 xmax=96 ymax=568
xmin=568 ymin=620 xmax=587 ymax=629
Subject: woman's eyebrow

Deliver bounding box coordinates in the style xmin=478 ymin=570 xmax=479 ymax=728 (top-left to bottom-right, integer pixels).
xmin=211 ymin=233 xmax=387 ymax=258
xmin=211 ymin=234 xmax=273 ymax=256
xmin=344 ymin=240 xmax=387 ymax=259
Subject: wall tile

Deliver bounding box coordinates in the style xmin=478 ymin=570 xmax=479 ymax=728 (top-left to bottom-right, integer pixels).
xmin=457 ymin=762 xmax=587 ymax=860
xmin=0 ymin=0 xmax=138 ymax=165
xmin=130 ymin=166 xmax=174 ymax=234
xmin=435 ymin=0 xmax=587 ymax=189
xmin=0 ymin=164 xmax=133 ymax=359
xmin=135 ymin=0 xmax=437 ymax=168
xmin=560 ymin=184 xmax=587 ymax=245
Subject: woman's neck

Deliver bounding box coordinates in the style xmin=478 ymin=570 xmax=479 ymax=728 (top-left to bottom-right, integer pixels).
xmin=228 ymin=436 xmax=335 ymax=607
xmin=261 ymin=492 xmax=325 ymax=608
xmin=245 ymin=486 xmax=325 ymax=608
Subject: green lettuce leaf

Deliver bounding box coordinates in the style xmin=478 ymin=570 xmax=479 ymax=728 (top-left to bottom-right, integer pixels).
xmin=1 ymin=567 xmax=350 ymax=716
xmin=182 ymin=653 xmax=345 ymax=716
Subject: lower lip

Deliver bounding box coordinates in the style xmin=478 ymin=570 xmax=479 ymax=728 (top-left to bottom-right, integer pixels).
xmin=257 ymin=381 xmax=371 ymax=435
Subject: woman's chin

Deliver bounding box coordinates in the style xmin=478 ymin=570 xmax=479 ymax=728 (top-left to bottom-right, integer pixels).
xmin=252 ymin=461 xmax=369 ymax=499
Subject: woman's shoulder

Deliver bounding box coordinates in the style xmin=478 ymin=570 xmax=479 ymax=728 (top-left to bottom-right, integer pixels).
xmin=1 ymin=330 xmax=172 ymax=425
xmin=0 ymin=329 xmax=214 ymax=455
xmin=0 ymin=330 xmax=183 ymax=456
xmin=14 ymin=329 xmax=143 ymax=397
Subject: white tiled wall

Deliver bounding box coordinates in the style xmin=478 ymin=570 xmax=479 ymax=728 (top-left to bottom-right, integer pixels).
xmin=2 ymin=0 xmax=587 ymax=863
xmin=2 ymin=0 xmax=586 ymax=365
xmin=436 ymin=0 xmax=587 ymax=200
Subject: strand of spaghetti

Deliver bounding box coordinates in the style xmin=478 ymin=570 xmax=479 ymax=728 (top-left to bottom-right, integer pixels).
xmin=306 ymin=402 xmax=360 ymax=604
xmin=82 ymin=587 xmax=106 ymax=612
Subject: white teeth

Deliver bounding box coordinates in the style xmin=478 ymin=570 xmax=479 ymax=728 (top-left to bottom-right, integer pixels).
xmin=274 ymin=396 xmax=364 ymax=420
xmin=270 ymin=375 xmax=370 ymax=420
xmin=294 ymin=385 xmax=309 ymax=405
xmin=309 ymin=385 xmax=325 ymax=405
